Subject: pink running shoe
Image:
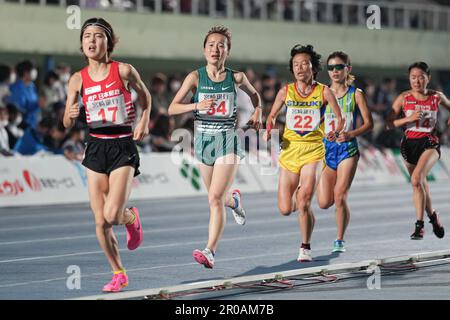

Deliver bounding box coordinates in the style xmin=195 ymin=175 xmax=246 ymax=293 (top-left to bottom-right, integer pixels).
xmin=102 ymin=273 xmax=128 ymax=293
xmin=193 ymin=248 xmax=214 ymax=269
xmin=126 ymin=207 xmax=143 ymax=250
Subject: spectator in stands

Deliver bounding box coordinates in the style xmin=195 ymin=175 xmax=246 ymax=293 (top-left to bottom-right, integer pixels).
xmin=0 ymin=64 xmax=14 ymax=106
xmin=374 ymin=78 xmax=397 ymax=118
xmin=370 ymin=77 xmax=399 ymax=146
xmin=52 ymin=101 xmax=66 ymax=125
xmin=150 ymin=72 xmax=170 ymax=113
xmin=63 ymin=125 xmax=86 ymax=161
xmin=362 ymin=79 xmax=377 ymax=107
xmin=282 ymin=0 xmax=294 ymax=20
xmin=45 ymin=122 xmax=66 ymax=155
xmin=215 ymin=0 xmax=228 ymax=16
xmin=149 ymin=72 xmax=176 ymax=140
xmin=180 ymin=0 xmax=192 ymax=13
xmin=5 ymin=103 xmax=24 ymax=150
xmin=9 ymin=60 xmax=40 ymax=129
xmin=55 ymin=63 xmax=71 ymax=97
xmin=3 ymin=52 xmax=449 ymax=154
xmin=149 ymin=113 xmax=177 ymax=152
xmin=0 ymin=104 xmax=12 ymax=156
xmin=167 ymin=74 xmax=183 ymax=101
xmin=13 ymin=117 xmax=54 ymax=155
xmin=41 ymin=71 xmax=66 ymax=117
xmin=261 ymin=67 xmax=281 ymax=109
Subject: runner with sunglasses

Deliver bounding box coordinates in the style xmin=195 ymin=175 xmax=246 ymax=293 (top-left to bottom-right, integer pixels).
xmin=316 ymin=51 xmax=373 ymax=253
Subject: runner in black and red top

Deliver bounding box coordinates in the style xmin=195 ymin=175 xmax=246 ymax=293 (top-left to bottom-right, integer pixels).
xmin=63 ymin=18 xmax=151 ymax=293
xmin=388 ymin=62 xmax=450 ymax=240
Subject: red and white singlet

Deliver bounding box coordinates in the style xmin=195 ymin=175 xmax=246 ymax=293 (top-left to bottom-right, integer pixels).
xmin=80 ymin=61 xmax=135 ymax=139
xmin=402 ymin=92 xmax=439 ymax=140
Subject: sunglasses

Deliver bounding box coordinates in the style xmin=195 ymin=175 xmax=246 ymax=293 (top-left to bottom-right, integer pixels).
xmin=327 ymin=64 xmax=347 ymax=71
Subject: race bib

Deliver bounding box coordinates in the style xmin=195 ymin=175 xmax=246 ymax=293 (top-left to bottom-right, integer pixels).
xmin=86 ymin=95 xmax=128 ymax=128
xmin=286 ymin=108 xmax=321 ymax=132
xmin=405 ymin=109 xmax=437 ymax=133
xmin=324 ymin=112 xmax=353 ymax=134
xmin=198 ymin=92 xmax=234 ymax=118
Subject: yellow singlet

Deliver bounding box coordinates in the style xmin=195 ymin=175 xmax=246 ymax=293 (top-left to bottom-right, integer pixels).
xmin=282 ymin=82 xmax=326 ymax=143
xmin=279 ymin=82 xmax=327 ymax=174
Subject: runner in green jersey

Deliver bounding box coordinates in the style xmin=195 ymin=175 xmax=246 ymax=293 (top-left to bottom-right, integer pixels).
xmin=168 ymin=26 xmax=262 ymax=268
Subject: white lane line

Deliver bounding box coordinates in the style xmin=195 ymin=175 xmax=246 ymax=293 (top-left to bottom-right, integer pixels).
xmin=0 ymin=190 xmax=448 ymax=232
xmin=0 ymin=277 xmax=70 ymax=289
xmin=0 ymin=237 xmax=422 ymax=290
xmin=0 ymin=218 xmax=418 ymax=264
xmin=2 ymin=190 xmax=449 ymax=232
xmin=0 ymin=215 xmax=293 ymax=246
xmin=1 ymin=182 xmax=448 ymax=222
xmin=2 ymin=199 xmax=450 ymax=245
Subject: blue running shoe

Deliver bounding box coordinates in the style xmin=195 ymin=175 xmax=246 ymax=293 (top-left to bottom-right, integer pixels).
xmin=333 ymin=240 xmax=346 ymax=252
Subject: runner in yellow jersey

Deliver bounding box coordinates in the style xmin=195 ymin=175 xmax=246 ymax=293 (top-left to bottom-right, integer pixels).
xmin=264 ymin=44 xmax=343 ymax=262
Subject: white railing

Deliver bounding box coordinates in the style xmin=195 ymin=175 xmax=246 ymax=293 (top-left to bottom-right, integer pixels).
xmin=2 ymin=0 xmax=450 ymax=31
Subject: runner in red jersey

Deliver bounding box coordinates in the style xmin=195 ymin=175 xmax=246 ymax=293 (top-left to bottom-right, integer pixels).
xmin=80 ymin=61 xmax=136 ymax=138
xmin=388 ymin=62 xmax=450 ymax=240
xmin=63 ymin=18 xmax=151 ymax=292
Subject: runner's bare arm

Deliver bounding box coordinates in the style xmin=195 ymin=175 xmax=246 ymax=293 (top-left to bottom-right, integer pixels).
xmin=63 ymin=72 xmax=82 ymax=129
xmin=119 ymin=63 xmax=151 ymax=141
xmin=168 ymin=71 xmax=214 ymax=115
xmin=266 ymin=86 xmax=287 ymax=128
xmin=233 ymin=71 xmax=262 ymax=130
xmin=264 ymin=86 xmax=287 ymax=141
xmin=436 ymin=91 xmax=450 ymax=111
xmin=434 ymin=91 xmax=450 ymax=126
xmin=350 ymin=89 xmax=374 ymax=137
xmin=323 ymin=86 xmax=344 ymax=133
xmin=387 ymin=92 xmax=420 ymax=128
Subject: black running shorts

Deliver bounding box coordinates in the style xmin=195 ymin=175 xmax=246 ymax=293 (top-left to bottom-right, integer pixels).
xmin=82 ymin=135 xmax=140 ymax=177
xmin=400 ymin=136 xmax=440 ymax=166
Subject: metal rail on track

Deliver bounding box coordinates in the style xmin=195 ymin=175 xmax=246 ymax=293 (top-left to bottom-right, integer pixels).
xmin=72 ymin=249 xmax=450 ymax=300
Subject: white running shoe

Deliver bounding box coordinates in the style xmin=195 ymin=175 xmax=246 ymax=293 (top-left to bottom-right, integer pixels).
xmin=297 ymin=248 xmax=312 ymax=262
xmin=230 ymin=189 xmax=246 ymax=225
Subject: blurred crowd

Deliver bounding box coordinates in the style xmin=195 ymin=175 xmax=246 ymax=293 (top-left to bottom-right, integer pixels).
xmin=61 ymin=0 xmax=449 ymax=31
xmin=76 ymin=0 xmax=449 ymax=23
xmin=1 ymin=59 xmax=450 ymax=160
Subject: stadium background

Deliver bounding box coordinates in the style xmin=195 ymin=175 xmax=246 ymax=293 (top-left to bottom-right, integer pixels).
xmin=1 ymin=0 xmax=450 ymax=301
xmin=1 ymin=0 xmax=450 ymax=157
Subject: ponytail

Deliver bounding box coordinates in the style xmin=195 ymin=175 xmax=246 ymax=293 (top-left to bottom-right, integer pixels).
xmin=346 ymin=74 xmax=356 ymax=86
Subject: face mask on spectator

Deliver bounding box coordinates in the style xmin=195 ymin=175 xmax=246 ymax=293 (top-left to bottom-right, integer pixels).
xmin=0 ymin=120 xmax=8 ymax=127
xmin=30 ymin=69 xmax=38 ymax=82
xmin=51 ymin=80 xmax=62 ymax=90
xmin=60 ymin=72 xmax=70 ymax=84
xmin=9 ymin=72 xmax=16 ymax=84
xmin=14 ymin=115 xmax=22 ymax=126
xmin=170 ymin=80 xmax=181 ymax=92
